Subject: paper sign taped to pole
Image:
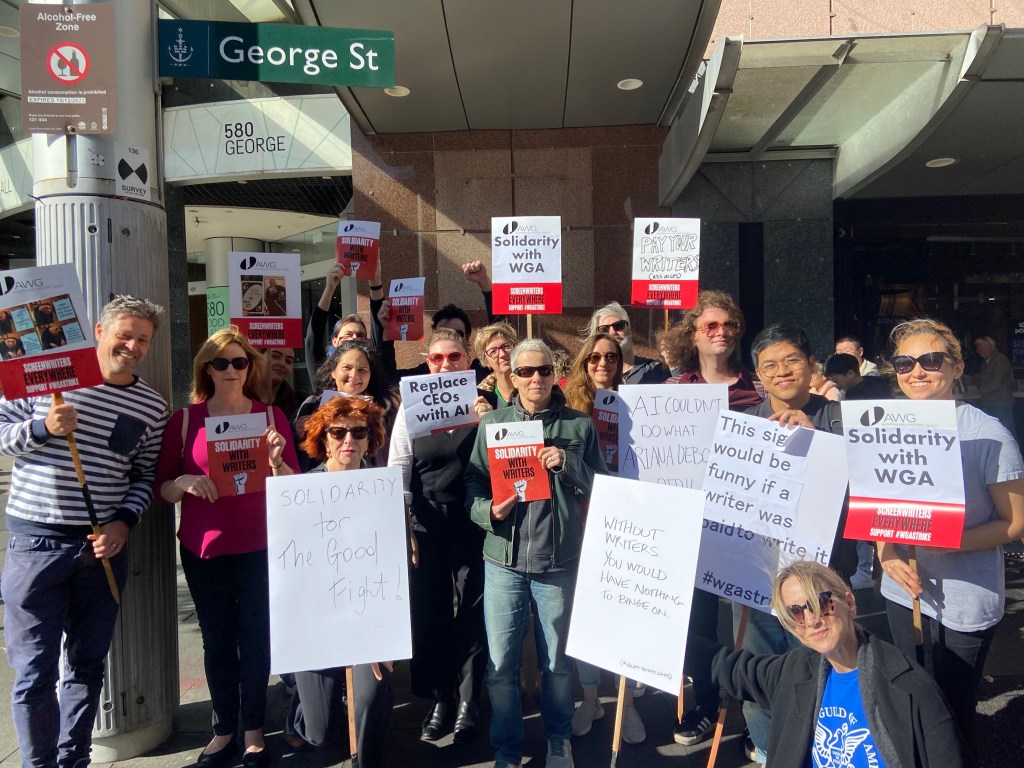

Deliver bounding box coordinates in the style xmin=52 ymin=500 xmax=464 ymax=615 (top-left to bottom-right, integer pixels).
xmin=228 ymin=252 xmax=302 ymax=347
xmin=384 ymin=278 xmax=425 ymax=342
xmin=205 ymin=413 xmax=270 ymax=497
xmin=491 ymin=216 xmax=562 ymax=314
xmin=631 ymin=218 xmax=700 ymax=308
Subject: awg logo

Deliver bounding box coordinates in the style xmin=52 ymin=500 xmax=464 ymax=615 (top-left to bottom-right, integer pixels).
xmin=0 ymin=276 xmax=45 ymax=296
xmin=343 ymin=223 xmax=356 ymax=232
xmin=502 ymin=221 xmax=539 ymax=235
xmin=214 ymin=421 xmax=232 ymax=434
xmin=492 ymin=427 xmax=529 ymax=441
xmin=600 ymin=394 xmax=616 ymax=405
xmin=238 ymin=256 xmax=276 ymax=270
xmin=860 ymin=407 xmax=917 ymax=426
xmin=644 ymin=222 xmax=660 ymax=236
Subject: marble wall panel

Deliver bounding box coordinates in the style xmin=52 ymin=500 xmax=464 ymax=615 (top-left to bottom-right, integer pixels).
xmin=513 ymin=148 xmax=593 ymax=226
xmin=434 ymin=150 xmax=513 ymax=232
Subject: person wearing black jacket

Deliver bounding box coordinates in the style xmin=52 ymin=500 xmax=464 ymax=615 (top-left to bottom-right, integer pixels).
xmin=687 ymin=561 xmax=964 ymax=768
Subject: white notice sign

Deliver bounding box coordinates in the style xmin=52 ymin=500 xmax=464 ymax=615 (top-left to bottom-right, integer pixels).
xmin=567 ymin=475 xmax=704 ymax=695
xmin=267 ymin=466 xmax=411 ymax=673
xmin=399 ymin=370 xmax=479 ymax=439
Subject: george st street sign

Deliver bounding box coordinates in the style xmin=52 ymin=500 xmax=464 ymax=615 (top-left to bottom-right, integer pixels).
xmin=158 ymin=19 xmax=394 ymax=89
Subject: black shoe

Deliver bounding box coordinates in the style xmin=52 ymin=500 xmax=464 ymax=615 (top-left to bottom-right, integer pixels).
xmin=672 ymin=705 xmax=716 ymax=746
xmin=241 ymin=747 xmax=268 ymax=768
xmin=421 ymin=700 xmax=452 ymax=741
xmin=452 ymin=701 xmax=479 ymax=744
xmin=196 ymin=738 xmax=238 ymax=768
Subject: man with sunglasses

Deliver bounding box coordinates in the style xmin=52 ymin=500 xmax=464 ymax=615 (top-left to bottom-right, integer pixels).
xmin=0 ymin=296 xmax=169 ymax=768
xmin=466 ymin=339 xmax=606 ymax=768
xmin=586 ymin=302 xmax=669 ymax=385
xmin=686 ymin=560 xmax=963 ymax=768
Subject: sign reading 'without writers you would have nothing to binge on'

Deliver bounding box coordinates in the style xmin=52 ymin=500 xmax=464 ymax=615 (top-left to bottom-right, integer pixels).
xmin=385 ymin=277 xmax=425 ymax=342
xmin=0 ymin=265 xmax=102 ymax=400
xmin=267 ymin=466 xmax=411 ymax=673
xmin=568 ymin=475 xmax=704 ymax=695
xmin=399 ymin=370 xmax=479 ymax=439
xmin=228 ymin=251 xmax=302 ymax=347
xmin=631 ymin=218 xmax=701 ymax=308
xmin=842 ymin=399 xmax=965 ymax=548
xmin=336 ymin=220 xmax=381 ymax=279
xmin=698 ymin=411 xmax=848 ymax=612
xmin=490 ymin=216 xmax=562 ymax=314
xmin=205 ymin=413 xmax=270 ymax=498
xmin=617 ymin=383 xmax=727 ymax=489
xmin=485 ymin=420 xmax=550 ymax=503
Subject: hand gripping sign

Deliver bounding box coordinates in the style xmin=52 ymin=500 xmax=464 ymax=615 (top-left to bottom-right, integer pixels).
xmin=491 ymin=216 xmax=562 ymax=314
xmin=631 ymin=218 xmax=700 ymax=308
xmin=841 ymin=400 xmax=965 ymax=548
xmin=485 ymin=420 xmax=550 ymax=503
xmin=228 ymin=252 xmax=302 ymax=347
xmin=205 ymin=413 xmax=271 ymax=497
xmin=385 ymin=277 xmax=425 ymax=342
xmin=336 ymin=220 xmax=381 ymax=278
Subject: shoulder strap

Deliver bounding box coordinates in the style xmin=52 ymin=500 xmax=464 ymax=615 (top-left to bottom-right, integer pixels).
xmin=180 ymin=405 xmax=189 ymax=460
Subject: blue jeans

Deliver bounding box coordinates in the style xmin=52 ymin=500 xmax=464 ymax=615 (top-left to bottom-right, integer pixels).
xmin=1 ymin=533 xmax=128 ymax=768
xmin=484 ymin=561 xmax=575 ymax=765
xmin=575 ymin=660 xmax=637 ymax=693
xmin=732 ymin=603 xmax=799 ymax=764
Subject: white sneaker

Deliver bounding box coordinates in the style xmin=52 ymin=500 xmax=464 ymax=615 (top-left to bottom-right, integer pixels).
xmin=493 ymin=762 xmax=522 ymax=768
xmin=546 ymin=736 xmax=574 ymax=768
xmin=631 ymin=682 xmax=646 ymax=698
xmin=621 ymin=705 xmax=647 ymax=744
xmin=571 ymin=698 xmax=604 ymax=736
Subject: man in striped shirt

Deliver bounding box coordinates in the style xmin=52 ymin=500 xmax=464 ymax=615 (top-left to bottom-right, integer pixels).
xmin=0 ymin=295 xmax=168 ymax=768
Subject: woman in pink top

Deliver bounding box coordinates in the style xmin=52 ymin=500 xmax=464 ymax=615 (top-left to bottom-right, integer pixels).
xmin=155 ymin=328 xmax=298 ymax=768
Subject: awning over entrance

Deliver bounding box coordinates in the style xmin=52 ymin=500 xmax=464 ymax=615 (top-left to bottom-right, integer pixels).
xmin=660 ymin=25 xmax=1022 ymax=204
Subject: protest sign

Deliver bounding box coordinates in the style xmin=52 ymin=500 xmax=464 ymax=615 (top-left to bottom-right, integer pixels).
xmin=631 ymin=217 xmax=701 ymax=308
xmin=228 ymin=251 xmax=302 ymax=347
xmin=336 ymin=220 xmax=381 ymax=278
xmin=267 ymin=466 xmax=411 ymax=673
xmin=697 ymin=411 xmax=848 ymax=612
xmin=485 ymin=420 xmax=550 ymax=503
xmin=592 ymin=389 xmax=620 ymax=474
xmin=384 ymin=277 xmax=425 ymax=341
xmin=399 ymin=370 xmax=479 ymax=438
xmin=617 ymin=383 xmax=727 ymax=488
xmin=0 ymin=264 xmax=102 ymax=399
xmin=491 ymin=216 xmax=562 ymax=314
xmin=567 ymin=475 xmax=704 ymax=695
xmin=205 ymin=413 xmax=270 ymax=497
xmin=841 ymin=400 xmax=964 ymax=548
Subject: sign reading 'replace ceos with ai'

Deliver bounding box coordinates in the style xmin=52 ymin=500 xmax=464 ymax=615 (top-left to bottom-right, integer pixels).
xmin=158 ymin=19 xmax=394 ymax=88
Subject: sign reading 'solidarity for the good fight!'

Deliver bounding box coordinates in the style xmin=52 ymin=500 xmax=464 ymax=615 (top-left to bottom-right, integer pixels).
xmin=841 ymin=400 xmax=965 ymax=548
xmin=228 ymin=252 xmax=302 ymax=347
xmin=491 ymin=216 xmax=562 ymax=314
xmin=485 ymin=420 xmax=550 ymax=503
xmin=205 ymin=413 xmax=271 ymax=497
xmin=0 ymin=265 xmax=103 ymax=400
xmin=631 ymin=218 xmax=700 ymax=308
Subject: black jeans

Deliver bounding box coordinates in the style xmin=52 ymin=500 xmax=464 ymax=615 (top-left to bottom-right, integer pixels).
xmin=180 ymin=545 xmax=271 ymax=734
xmin=886 ymin=599 xmax=994 ymax=759
xmin=683 ymin=587 xmax=722 ymax=711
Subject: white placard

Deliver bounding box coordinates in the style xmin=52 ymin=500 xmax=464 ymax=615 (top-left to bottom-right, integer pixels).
xmin=567 ymin=475 xmax=704 ymax=695
xmin=697 ymin=412 xmax=848 ymax=612
xmin=267 ymin=466 xmax=411 ymax=673
xmin=227 ymin=251 xmax=303 ymax=347
xmin=490 ymin=216 xmax=562 ymax=314
xmin=630 ymin=217 xmax=700 ymax=308
xmin=399 ymin=370 xmax=479 ymax=439
xmin=617 ymin=383 xmax=728 ymax=488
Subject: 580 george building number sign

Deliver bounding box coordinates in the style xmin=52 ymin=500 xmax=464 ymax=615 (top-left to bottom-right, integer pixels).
xmin=223 ymin=122 xmax=284 ymax=156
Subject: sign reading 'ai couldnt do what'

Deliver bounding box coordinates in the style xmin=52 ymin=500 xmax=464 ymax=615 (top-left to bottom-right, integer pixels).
xmin=491 ymin=217 xmax=562 ymax=314
xmin=228 ymin=252 xmax=302 ymax=347
xmin=842 ymin=400 xmax=965 ymax=548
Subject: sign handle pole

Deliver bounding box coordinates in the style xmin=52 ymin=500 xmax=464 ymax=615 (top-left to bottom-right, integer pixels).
xmin=664 ymin=308 xmax=670 ymax=332
xmin=53 ymin=392 xmax=120 ymax=605
xmin=676 ymin=673 xmax=686 ymax=728
xmin=706 ymin=604 xmax=749 ymax=768
xmin=526 ymin=313 xmax=533 ymax=340
xmin=908 ymin=545 xmax=925 ymax=648
xmin=346 ymin=666 xmax=360 ymax=767
xmin=609 ymin=674 xmax=628 ymax=768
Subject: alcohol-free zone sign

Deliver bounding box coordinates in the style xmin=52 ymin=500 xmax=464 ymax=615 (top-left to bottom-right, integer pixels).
xmin=491 ymin=217 xmax=562 ymax=314
xmin=630 ymin=218 xmax=700 ymax=308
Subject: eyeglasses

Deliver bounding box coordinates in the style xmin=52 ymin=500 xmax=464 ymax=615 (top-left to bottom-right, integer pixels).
xmin=209 ymin=357 xmax=249 ymax=372
xmin=512 ymin=365 xmax=554 ymax=378
xmin=325 ymin=426 xmax=370 ymax=441
xmin=485 ymin=341 xmax=514 ymax=359
xmin=334 ymin=328 xmax=368 ymax=342
xmin=697 ymin=320 xmax=741 ymax=337
xmin=758 ymin=355 xmax=807 ymax=376
xmin=891 ymin=352 xmax=946 ymax=375
xmin=784 ymin=591 xmax=834 ymax=625
xmin=427 ymin=351 xmax=464 ymax=365
xmin=596 ymin=319 xmax=629 ymax=334
xmin=587 ymin=352 xmax=619 ymax=366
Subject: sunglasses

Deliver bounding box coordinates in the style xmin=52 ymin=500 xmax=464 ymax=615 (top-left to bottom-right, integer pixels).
xmin=513 ymin=365 xmax=554 ymax=378
xmin=209 ymin=357 xmax=249 ymax=372
xmin=785 ymin=591 xmax=834 ymax=625
xmin=485 ymin=341 xmax=514 ymax=359
xmin=596 ymin=319 xmax=629 ymax=334
xmin=325 ymin=426 xmax=370 ymax=441
xmin=587 ymin=352 xmax=619 ymax=366
xmin=697 ymin=320 xmax=741 ymax=337
xmin=426 ymin=351 xmax=464 ymax=365
xmin=891 ymin=352 xmax=946 ymax=375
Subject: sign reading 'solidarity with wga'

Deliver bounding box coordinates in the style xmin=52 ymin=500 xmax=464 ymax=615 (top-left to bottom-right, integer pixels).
xmin=159 ymin=20 xmax=394 ymax=88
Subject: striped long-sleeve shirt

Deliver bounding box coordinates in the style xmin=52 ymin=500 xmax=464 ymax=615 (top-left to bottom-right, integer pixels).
xmin=0 ymin=377 xmax=168 ymax=536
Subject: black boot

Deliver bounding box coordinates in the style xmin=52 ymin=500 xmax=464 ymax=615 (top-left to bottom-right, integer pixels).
xmin=453 ymin=700 xmax=479 ymax=744
xmin=420 ymin=699 xmax=452 ymax=741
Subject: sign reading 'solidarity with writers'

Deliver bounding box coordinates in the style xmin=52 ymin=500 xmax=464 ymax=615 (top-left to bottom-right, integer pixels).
xmin=841 ymin=400 xmax=965 ymax=548
xmin=336 ymin=220 xmax=380 ymax=278
xmin=399 ymin=370 xmax=479 ymax=439
xmin=631 ymin=218 xmax=700 ymax=308
xmin=159 ymin=20 xmax=394 ymax=88
xmin=206 ymin=413 xmax=270 ymax=497
xmin=491 ymin=217 xmax=562 ymax=314
xmin=485 ymin=420 xmax=550 ymax=504
xmin=0 ymin=265 xmax=102 ymax=400
xmin=385 ymin=278 xmax=425 ymax=342
xmin=591 ymin=389 xmax=621 ymax=474
xmin=228 ymin=252 xmax=302 ymax=347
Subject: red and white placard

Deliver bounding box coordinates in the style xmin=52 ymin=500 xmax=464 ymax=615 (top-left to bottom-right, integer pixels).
xmin=228 ymin=252 xmax=302 ymax=347
xmin=491 ymin=216 xmax=562 ymax=314
xmin=631 ymin=218 xmax=700 ymax=308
